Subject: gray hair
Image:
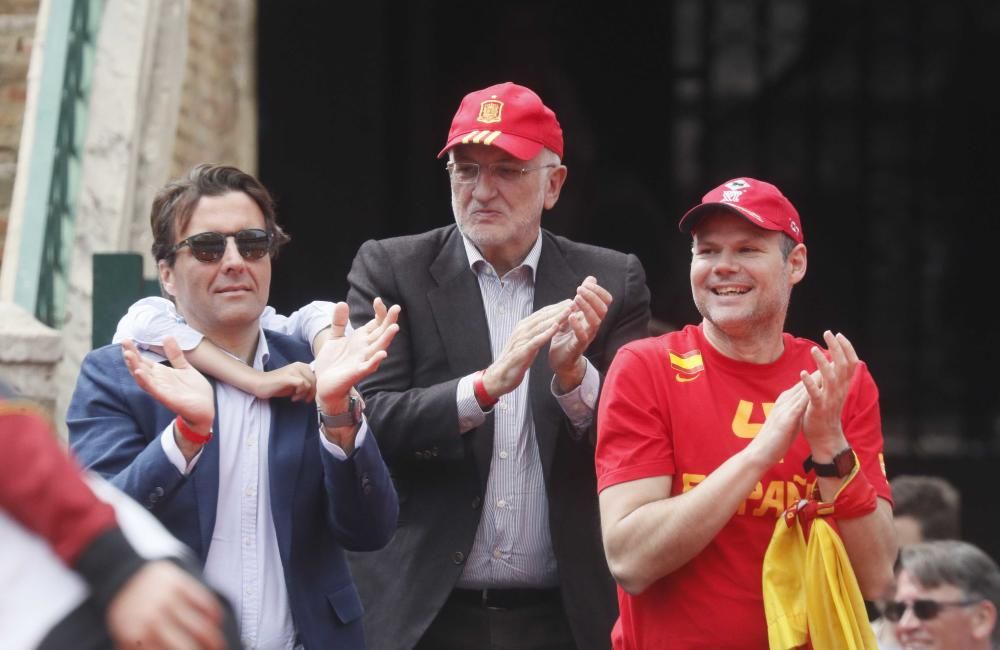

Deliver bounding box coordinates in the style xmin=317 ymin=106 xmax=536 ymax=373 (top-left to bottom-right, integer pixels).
xmin=898 ymin=540 xmax=1000 ymax=644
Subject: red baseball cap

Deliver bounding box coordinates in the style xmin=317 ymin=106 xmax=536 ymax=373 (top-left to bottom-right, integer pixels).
xmin=678 ymin=177 xmax=804 ymax=244
xmin=437 ymin=82 xmax=564 ymax=160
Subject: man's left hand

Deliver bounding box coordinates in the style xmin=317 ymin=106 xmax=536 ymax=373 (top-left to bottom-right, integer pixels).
xmin=549 ymin=276 xmax=612 ymax=392
xmin=314 ymin=299 xmax=400 ymax=448
xmin=800 ymin=330 xmax=858 ymax=459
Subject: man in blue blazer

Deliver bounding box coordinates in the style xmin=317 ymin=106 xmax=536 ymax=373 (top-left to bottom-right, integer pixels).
xmin=68 ymin=164 xmax=400 ymax=650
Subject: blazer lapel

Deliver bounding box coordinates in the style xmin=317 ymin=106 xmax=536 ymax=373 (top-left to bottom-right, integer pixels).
xmin=427 ymin=229 xmax=495 ymax=486
xmin=190 ymin=381 xmax=220 ymax=560
xmin=263 ymin=337 xmax=307 ymax=566
xmin=530 ymin=233 xmax=581 ymax=481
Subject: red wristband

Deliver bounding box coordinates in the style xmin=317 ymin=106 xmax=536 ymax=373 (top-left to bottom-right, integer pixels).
xmin=473 ymin=370 xmax=498 ymax=409
xmin=175 ymin=415 xmax=212 ymax=445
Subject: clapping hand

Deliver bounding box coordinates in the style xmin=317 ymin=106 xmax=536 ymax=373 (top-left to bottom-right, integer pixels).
xmin=122 ymin=336 xmax=214 ymax=433
xmin=800 ymin=330 xmax=857 ymax=456
xmin=314 ymin=298 xmax=400 ymax=413
xmin=549 ymin=276 xmax=613 ymax=392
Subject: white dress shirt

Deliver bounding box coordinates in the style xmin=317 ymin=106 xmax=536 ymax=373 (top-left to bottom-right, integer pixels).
xmin=454 ymin=233 xmax=599 ymax=588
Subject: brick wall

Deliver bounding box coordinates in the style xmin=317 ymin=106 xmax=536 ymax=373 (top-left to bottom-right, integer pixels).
xmin=0 ymin=0 xmax=38 ymax=271
xmin=171 ymin=0 xmax=256 ymax=177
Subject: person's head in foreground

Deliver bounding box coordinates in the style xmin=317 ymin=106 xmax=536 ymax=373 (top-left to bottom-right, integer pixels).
xmin=889 ymin=540 xmax=999 ymax=650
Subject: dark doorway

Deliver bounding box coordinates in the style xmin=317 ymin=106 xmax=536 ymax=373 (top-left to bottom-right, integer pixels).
xmin=259 ymin=0 xmax=1000 ymax=557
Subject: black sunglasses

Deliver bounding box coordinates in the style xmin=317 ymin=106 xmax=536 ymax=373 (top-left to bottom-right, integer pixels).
xmin=882 ymin=598 xmax=980 ymax=622
xmin=170 ymin=229 xmax=273 ymax=263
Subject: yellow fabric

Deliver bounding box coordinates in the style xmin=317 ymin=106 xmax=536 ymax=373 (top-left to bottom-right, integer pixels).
xmin=762 ymin=504 xmax=877 ymax=650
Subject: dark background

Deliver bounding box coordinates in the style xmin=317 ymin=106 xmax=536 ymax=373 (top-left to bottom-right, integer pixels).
xmin=258 ymin=0 xmax=1000 ymax=557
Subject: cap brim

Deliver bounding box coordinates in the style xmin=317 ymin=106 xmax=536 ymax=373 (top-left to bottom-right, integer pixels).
xmin=437 ymin=132 xmax=545 ymax=160
xmin=678 ymin=203 xmax=786 ymax=234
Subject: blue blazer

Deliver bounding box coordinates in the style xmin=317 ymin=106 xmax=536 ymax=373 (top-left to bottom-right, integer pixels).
xmin=68 ymin=330 xmax=398 ymax=649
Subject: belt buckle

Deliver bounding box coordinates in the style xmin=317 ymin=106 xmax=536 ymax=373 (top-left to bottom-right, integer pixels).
xmin=482 ymin=588 xmax=502 ymax=610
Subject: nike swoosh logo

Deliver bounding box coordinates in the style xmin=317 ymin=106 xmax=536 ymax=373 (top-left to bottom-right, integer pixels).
xmin=675 ymin=373 xmax=702 ymax=383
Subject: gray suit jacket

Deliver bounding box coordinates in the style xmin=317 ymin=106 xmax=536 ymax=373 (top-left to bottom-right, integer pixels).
xmin=346 ymin=225 xmax=650 ymax=650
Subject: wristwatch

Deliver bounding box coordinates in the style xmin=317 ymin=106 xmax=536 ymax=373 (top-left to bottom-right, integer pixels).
xmin=803 ymin=446 xmax=856 ymax=478
xmin=317 ymin=395 xmax=363 ymax=429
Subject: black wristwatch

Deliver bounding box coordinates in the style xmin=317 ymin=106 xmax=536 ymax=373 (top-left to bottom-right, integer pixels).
xmin=803 ymin=446 xmax=856 ymax=478
xmin=318 ymin=395 xmax=363 ymax=429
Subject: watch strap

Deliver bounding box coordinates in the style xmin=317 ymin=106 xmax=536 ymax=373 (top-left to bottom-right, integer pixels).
xmin=318 ymin=396 xmax=362 ymax=428
xmin=803 ymin=446 xmax=856 ymax=478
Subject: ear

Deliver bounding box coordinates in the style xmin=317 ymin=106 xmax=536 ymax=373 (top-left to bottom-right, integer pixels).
xmin=787 ymin=243 xmax=808 ymax=285
xmin=970 ymin=599 xmax=997 ymax=641
xmin=158 ymin=259 xmax=176 ymax=298
xmin=543 ymin=165 xmax=568 ymax=210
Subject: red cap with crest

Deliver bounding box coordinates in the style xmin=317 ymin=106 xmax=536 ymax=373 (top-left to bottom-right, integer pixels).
xmin=438 ymin=82 xmax=564 ymax=161
xmin=678 ymin=177 xmax=804 ymax=244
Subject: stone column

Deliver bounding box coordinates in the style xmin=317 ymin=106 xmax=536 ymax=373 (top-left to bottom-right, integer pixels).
xmin=57 ymin=0 xmax=188 ymax=420
xmin=0 ymin=300 xmax=62 ymax=428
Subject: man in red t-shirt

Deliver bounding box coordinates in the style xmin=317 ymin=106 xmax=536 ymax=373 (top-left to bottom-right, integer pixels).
xmin=595 ymin=178 xmax=897 ymax=649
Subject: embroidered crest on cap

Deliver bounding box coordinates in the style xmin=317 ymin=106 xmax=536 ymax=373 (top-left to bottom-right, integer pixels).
xmin=722 ymin=179 xmax=751 ymax=204
xmin=477 ymin=96 xmax=503 ymax=124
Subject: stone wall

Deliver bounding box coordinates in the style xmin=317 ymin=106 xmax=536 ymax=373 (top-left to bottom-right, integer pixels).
xmin=171 ymin=0 xmax=256 ymax=177
xmin=0 ymin=301 xmax=62 ymax=418
xmin=0 ymin=0 xmax=257 ymax=425
xmin=0 ymin=0 xmax=38 ymax=270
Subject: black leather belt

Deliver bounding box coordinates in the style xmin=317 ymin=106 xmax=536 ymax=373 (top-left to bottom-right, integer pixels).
xmin=449 ymin=587 xmax=561 ymax=610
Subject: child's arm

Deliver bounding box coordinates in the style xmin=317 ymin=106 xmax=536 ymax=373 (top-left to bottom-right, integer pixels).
xmin=113 ymin=297 xmax=316 ymax=401
xmin=260 ymin=301 xmax=341 ymax=356
xmin=185 ymin=342 xmax=316 ymax=402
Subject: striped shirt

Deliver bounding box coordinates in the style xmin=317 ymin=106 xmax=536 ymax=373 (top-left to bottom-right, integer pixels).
xmin=455 ymin=234 xmax=599 ymax=588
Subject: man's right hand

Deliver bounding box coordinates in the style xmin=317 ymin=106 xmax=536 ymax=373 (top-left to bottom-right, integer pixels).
xmin=480 ymin=300 xmax=573 ymax=401
xmin=106 ymin=560 xmax=227 ymax=650
xmin=122 ymin=337 xmax=214 ymax=460
xmin=745 ymin=376 xmax=811 ymax=468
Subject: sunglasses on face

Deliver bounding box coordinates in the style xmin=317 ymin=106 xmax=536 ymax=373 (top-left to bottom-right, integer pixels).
xmin=882 ymin=598 xmax=980 ymax=622
xmin=170 ymin=228 xmax=273 ymax=263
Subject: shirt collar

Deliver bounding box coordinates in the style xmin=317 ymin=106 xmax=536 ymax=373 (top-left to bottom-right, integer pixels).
xmin=252 ymin=324 xmax=270 ymax=369
xmin=461 ymin=231 xmax=543 ymax=281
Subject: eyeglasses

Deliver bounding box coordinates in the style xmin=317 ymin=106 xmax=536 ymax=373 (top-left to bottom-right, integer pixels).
xmin=882 ymin=598 xmax=981 ymax=622
xmin=446 ymin=161 xmax=558 ymax=185
xmin=170 ymin=228 xmax=273 ymax=263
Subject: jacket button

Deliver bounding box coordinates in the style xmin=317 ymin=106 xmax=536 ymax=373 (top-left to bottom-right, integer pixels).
xmin=452 ymin=551 xmax=465 ymax=564
xmin=471 ymin=496 xmax=481 ymax=509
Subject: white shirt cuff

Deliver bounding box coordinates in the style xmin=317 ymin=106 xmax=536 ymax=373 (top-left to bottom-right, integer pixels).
xmin=318 ymin=416 xmax=369 ymax=460
xmin=457 ymin=373 xmax=488 ymax=433
xmin=551 ymin=358 xmax=599 ymax=429
xmin=160 ymin=421 xmax=202 ymax=474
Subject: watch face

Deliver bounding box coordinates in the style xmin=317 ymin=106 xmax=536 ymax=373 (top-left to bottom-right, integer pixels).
xmin=834 ymin=449 xmax=856 ymax=477
xmin=318 ymin=396 xmax=362 ymax=428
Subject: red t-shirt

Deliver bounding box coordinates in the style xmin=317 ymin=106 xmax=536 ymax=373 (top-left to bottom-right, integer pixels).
xmin=595 ymin=324 xmax=891 ymax=650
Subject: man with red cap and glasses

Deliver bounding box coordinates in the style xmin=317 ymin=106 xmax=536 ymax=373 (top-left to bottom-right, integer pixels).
xmin=345 ymin=82 xmax=651 ymax=649
xmin=596 ymin=178 xmax=897 ymax=648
